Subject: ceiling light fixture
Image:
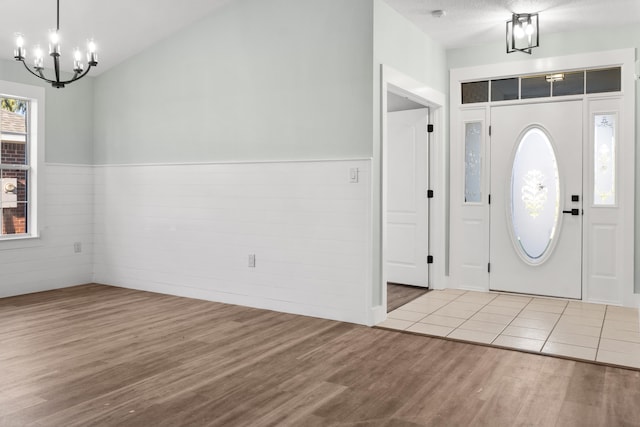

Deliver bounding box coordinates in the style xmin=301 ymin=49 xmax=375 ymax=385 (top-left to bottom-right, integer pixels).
xmin=13 ymin=0 xmax=98 ymax=88
xmin=506 ymin=13 xmax=539 ymax=54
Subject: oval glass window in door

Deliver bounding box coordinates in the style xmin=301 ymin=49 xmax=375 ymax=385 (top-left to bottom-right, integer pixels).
xmin=510 ymin=127 xmax=560 ymax=263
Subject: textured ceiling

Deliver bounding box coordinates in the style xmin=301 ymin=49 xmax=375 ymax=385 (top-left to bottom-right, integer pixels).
xmin=383 ymin=0 xmax=640 ymax=49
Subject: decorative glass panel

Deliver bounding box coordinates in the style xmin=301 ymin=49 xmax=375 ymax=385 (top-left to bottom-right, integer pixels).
xmin=461 ymin=81 xmax=488 ymax=104
xmin=464 ymin=122 xmax=482 ymax=203
xmin=491 ymin=78 xmax=518 ymax=101
xmin=593 ymin=114 xmax=616 ymax=205
xmin=521 ymin=76 xmax=550 ymax=99
xmin=511 ymin=128 xmax=560 ymax=262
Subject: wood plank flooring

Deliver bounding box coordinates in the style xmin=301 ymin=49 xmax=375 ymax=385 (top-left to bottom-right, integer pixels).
xmin=387 ymin=283 xmax=428 ymax=312
xmin=1 ymin=284 xmax=639 ymax=426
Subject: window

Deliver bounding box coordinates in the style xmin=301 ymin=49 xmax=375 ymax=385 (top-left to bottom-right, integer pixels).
xmin=464 ymin=122 xmax=482 ymax=203
xmin=0 ymin=81 xmax=43 ymax=241
xmin=491 ymin=78 xmax=518 ymax=102
xmin=460 ymin=67 xmax=621 ymax=104
xmin=521 ymin=76 xmax=550 ymax=99
xmin=1 ymin=99 xmax=29 ymax=236
xmin=510 ymin=127 xmax=560 ymax=263
xmin=593 ymin=114 xmax=616 ymax=206
xmin=461 ymin=81 xmax=488 ymax=104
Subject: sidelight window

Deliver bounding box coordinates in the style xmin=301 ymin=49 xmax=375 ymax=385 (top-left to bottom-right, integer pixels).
xmin=593 ymin=114 xmax=616 ymax=206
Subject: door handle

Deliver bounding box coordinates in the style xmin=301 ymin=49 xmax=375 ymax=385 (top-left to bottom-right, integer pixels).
xmin=562 ymin=208 xmax=580 ymax=215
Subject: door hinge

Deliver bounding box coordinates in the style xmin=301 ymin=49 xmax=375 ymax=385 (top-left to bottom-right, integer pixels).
xmin=427 ymin=255 xmax=434 ymax=264
xmin=488 ymin=263 xmax=491 ymax=273
xmin=427 ymin=189 xmax=434 ymax=199
xmin=488 ymin=194 xmax=491 ymax=204
xmin=427 ymin=124 xmax=434 ymax=133
xmin=489 ymin=125 xmax=492 ymax=136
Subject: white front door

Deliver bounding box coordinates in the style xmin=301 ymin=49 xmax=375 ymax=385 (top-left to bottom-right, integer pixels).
xmin=386 ymin=108 xmax=429 ymax=287
xmin=490 ymin=101 xmax=583 ymax=299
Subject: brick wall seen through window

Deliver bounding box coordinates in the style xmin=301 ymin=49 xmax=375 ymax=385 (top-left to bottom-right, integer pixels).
xmin=0 ymin=99 xmax=29 ymax=236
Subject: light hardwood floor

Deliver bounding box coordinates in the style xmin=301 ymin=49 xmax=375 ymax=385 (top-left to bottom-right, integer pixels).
xmin=1 ymin=284 xmax=639 ymax=426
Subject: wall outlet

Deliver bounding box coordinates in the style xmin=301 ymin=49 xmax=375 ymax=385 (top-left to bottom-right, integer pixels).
xmin=248 ymin=254 xmax=256 ymax=268
xmin=73 ymin=242 xmax=82 ymax=253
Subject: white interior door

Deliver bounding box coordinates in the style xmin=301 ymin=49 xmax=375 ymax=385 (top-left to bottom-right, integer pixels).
xmin=490 ymin=101 xmax=582 ymax=299
xmin=386 ymin=108 xmax=429 ymax=287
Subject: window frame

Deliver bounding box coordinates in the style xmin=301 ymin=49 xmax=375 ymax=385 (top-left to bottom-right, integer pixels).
xmin=0 ymin=80 xmax=44 ymax=247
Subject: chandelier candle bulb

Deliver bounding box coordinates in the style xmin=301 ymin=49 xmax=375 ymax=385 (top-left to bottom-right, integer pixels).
xmin=49 ymin=31 xmax=61 ymax=56
xmin=33 ymin=46 xmax=44 ymax=69
xmin=87 ymin=40 xmax=97 ymax=65
xmin=73 ymin=48 xmax=83 ymax=72
xmin=14 ymin=34 xmax=25 ymax=60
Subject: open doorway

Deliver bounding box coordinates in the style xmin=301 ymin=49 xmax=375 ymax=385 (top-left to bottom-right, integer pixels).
xmin=378 ymin=65 xmax=446 ymax=321
xmin=386 ymin=92 xmax=430 ymax=311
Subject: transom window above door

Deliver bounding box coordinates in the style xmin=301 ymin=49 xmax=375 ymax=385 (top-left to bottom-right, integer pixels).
xmin=461 ymin=67 xmax=621 ymax=104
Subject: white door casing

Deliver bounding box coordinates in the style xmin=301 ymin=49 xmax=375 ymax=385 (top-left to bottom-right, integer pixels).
xmin=490 ymin=101 xmax=583 ymax=299
xmin=386 ymin=108 xmax=430 ymax=287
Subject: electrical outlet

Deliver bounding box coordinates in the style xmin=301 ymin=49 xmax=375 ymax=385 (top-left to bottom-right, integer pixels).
xmin=248 ymin=254 xmax=256 ymax=268
xmin=73 ymin=242 xmax=82 ymax=253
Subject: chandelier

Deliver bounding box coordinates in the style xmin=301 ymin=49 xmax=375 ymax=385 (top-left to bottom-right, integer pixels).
xmin=13 ymin=0 xmax=98 ymax=88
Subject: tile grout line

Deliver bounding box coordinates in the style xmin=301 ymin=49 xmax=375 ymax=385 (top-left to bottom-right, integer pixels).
xmin=488 ymin=295 xmax=534 ymax=346
xmin=446 ymin=291 xmax=504 ymax=341
xmin=539 ymin=299 xmax=570 ymax=356
xmin=417 ymin=290 xmax=468 ymax=329
xmin=400 ymin=290 xmax=468 ymax=332
xmin=594 ymin=304 xmax=608 ymax=362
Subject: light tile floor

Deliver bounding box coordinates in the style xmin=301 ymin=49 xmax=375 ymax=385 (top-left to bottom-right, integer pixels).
xmin=379 ymin=289 xmax=640 ymax=370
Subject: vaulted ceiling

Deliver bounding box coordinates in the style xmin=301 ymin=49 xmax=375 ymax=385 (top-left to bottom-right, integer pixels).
xmin=1 ymin=0 xmax=638 ymax=74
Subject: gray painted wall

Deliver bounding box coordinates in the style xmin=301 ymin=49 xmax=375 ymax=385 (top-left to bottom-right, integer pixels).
xmin=0 ymin=59 xmax=94 ymax=164
xmin=448 ymin=25 xmax=640 ymax=294
xmin=93 ymin=0 xmax=374 ymax=164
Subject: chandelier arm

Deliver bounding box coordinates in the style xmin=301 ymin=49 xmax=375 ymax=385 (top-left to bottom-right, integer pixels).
xmin=57 ymin=63 xmax=94 ymax=85
xmin=18 ymin=59 xmax=58 ymax=86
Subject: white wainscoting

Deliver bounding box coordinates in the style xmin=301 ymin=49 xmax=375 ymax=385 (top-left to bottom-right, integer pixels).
xmin=0 ymin=164 xmax=94 ymax=298
xmin=93 ymin=160 xmax=372 ymax=324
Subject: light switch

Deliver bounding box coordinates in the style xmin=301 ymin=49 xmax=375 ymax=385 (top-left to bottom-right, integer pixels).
xmin=349 ymin=168 xmax=359 ymax=183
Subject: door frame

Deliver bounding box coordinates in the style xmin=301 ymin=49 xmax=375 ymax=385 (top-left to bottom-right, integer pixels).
xmin=449 ymin=48 xmax=637 ymax=308
xmin=371 ymin=65 xmax=446 ymax=325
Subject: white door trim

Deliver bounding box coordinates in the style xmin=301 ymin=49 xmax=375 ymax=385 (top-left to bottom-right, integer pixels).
xmin=371 ymin=65 xmax=446 ymax=325
xmin=449 ymin=48 xmax=636 ymax=307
